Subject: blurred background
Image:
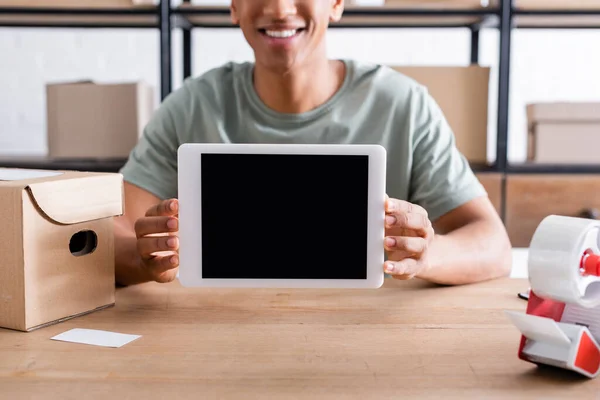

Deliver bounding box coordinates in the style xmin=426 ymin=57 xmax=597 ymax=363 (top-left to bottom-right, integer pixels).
xmin=1 ymin=0 xmax=599 ymax=247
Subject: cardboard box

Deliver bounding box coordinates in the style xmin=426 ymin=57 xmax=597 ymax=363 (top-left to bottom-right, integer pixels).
xmin=382 ymin=0 xmax=494 ymax=7
xmin=514 ymin=0 xmax=600 ymax=10
xmin=369 ymin=0 xmax=600 ymax=9
xmin=0 ymin=1 xmax=156 ymax=7
xmin=527 ymin=102 xmax=600 ymax=164
xmin=46 ymin=80 xmax=155 ymax=159
xmin=350 ymin=0 xmax=493 ymax=7
xmin=527 ymin=102 xmax=600 ymax=123
xmin=349 ymin=0 xmax=495 ymax=24
xmin=392 ymin=66 xmax=490 ymax=164
xmin=0 ymin=168 xmax=123 ymax=332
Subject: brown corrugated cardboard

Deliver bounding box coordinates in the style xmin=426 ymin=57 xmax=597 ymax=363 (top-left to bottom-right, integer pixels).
xmin=46 ymin=80 xmax=154 ymax=159
xmin=528 ymin=123 xmax=600 ymax=164
xmin=381 ymin=0 xmax=494 ymax=8
xmin=527 ymin=102 xmax=600 ymax=127
xmin=0 ymin=168 xmax=123 ymax=332
xmin=527 ymin=102 xmax=600 ymax=164
xmin=513 ymin=0 xmax=600 ymax=27
xmin=0 ymin=0 xmax=156 ymax=7
xmin=378 ymin=0 xmax=600 ymax=9
xmin=514 ymin=0 xmax=600 ymax=10
xmin=392 ymin=66 xmax=490 ymax=164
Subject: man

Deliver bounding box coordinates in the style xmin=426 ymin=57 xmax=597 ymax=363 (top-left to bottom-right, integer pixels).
xmin=113 ymin=0 xmax=512 ymax=287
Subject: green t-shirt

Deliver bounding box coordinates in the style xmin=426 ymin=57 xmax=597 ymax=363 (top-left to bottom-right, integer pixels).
xmin=120 ymin=59 xmax=486 ymax=221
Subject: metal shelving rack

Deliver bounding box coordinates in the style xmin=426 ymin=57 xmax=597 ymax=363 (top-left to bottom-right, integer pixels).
xmin=505 ymin=3 xmax=600 ymax=175
xmin=0 ymin=0 xmax=599 ymax=176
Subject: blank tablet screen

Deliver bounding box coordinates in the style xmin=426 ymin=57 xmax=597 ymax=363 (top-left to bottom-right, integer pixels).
xmin=200 ymin=153 xmax=369 ymax=280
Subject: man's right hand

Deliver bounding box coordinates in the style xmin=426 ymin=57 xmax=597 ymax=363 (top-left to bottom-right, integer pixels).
xmin=134 ymin=198 xmax=180 ymax=283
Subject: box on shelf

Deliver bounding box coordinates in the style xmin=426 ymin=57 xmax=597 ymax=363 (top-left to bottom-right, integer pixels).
xmin=527 ymin=102 xmax=600 ymax=164
xmin=0 ymin=168 xmax=123 ymax=332
xmin=46 ymin=80 xmax=155 ymax=159
xmin=360 ymin=0 xmax=600 ymax=9
xmin=350 ymin=0 xmax=495 ymax=7
xmin=392 ymin=65 xmax=490 ymax=164
xmin=0 ymin=0 xmax=157 ymax=7
xmin=513 ymin=0 xmax=600 ymax=10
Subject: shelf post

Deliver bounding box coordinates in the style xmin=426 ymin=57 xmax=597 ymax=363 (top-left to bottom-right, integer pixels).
xmin=496 ymin=0 xmax=513 ymax=172
xmin=470 ymin=26 xmax=480 ymax=64
xmin=183 ymin=0 xmax=193 ymax=80
xmin=159 ymin=0 xmax=172 ymax=100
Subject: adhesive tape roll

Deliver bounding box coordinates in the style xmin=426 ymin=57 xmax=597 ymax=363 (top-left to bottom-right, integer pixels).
xmin=529 ymin=215 xmax=600 ymax=308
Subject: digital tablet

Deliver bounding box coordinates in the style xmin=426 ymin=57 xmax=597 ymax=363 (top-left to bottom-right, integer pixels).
xmin=177 ymin=143 xmax=386 ymax=289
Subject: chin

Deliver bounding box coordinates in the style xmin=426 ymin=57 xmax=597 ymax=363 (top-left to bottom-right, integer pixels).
xmin=257 ymin=48 xmax=320 ymax=74
xmin=256 ymin=56 xmax=303 ymax=75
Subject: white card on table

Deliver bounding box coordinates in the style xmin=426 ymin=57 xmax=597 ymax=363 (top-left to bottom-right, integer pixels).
xmin=51 ymin=328 xmax=141 ymax=348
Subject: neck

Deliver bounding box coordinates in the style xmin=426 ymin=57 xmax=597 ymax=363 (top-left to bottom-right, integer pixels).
xmin=253 ymin=57 xmax=345 ymax=114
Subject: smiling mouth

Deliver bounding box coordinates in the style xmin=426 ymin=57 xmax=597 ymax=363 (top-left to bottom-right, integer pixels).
xmin=258 ymin=28 xmax=306 ymax=39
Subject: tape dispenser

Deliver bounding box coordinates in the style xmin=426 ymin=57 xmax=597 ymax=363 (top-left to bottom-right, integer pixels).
xmin=506 ymin=215 xmax=600 ymax=378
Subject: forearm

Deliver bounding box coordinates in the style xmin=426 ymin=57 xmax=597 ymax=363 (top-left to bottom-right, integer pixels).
xmin=418 ymin=218 xmax=512 ymax=285
xmin=113 ymin=217 xmax=148 ymax=286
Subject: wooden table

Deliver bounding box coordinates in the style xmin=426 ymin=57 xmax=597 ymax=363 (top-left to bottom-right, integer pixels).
xmin=1 ymin=278 xmax=598 ymax=399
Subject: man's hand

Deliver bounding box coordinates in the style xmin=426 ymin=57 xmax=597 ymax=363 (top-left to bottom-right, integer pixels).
xmin=133 ymin=198 xmax=180 ymax=283
xmin=384 ymin=196 xmax=435 ymax=280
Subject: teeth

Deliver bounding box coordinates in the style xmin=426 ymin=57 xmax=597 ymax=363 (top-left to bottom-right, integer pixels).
xmin=265 ymin=29 xmax=298 ymax=38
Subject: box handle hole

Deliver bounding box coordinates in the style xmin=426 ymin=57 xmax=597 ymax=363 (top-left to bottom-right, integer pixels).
xmin=69 ymin=230 xmax=98 ymax=257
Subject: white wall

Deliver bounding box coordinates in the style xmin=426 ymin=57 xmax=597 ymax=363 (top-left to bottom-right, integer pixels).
xmin=1 ymin=19 xmax=599 ymax=163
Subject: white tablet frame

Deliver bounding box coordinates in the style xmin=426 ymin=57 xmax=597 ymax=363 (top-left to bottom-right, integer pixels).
xmin=177 ymin=143 xmax=386 ymax=289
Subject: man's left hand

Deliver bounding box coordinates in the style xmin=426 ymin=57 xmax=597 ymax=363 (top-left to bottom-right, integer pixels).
xmin=384 ymin=196 xmax=435 ymax=280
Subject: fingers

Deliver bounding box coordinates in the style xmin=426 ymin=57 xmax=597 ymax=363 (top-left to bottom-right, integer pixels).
xmin=135 ymin=199 xmax=180 ymax=284
xmin=385 ymin=212 xmax=431 ymax=237
xmin=142 ymin=254 xmax=179 ymax=283
xmin=384 ymin=237 xmax=428 ymax=279
xmin=386 ymin=198 xmax=427 ymax=217
xmin=384 ymin=236 xmax=427 ymax=254
xmin=383 ymin=198 xmax=432 ymax=281
xmin=135 ymin=216 xmax=178 ymax=238
xmin=384 ymin=198 xmax=431 ymax=238
xmin=137 ymin=235 xmax=179 ymax=259
xmin=384 ymin=259 xmax=419 ymax=280
xmin=145 ymin=199 xmax=179 ymax=217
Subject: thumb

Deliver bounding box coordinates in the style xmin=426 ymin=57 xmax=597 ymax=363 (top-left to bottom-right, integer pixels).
xmin=145 ymin=199 xmax=179 ymax=217
xmin=385 ymin=258 xmax=418 ymax=277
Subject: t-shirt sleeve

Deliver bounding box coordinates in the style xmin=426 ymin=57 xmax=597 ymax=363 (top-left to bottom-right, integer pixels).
xmin=408 ymin=85 xmax=487 ymax=221
xmin=119 ymin=93 xmax=181 ymax=201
